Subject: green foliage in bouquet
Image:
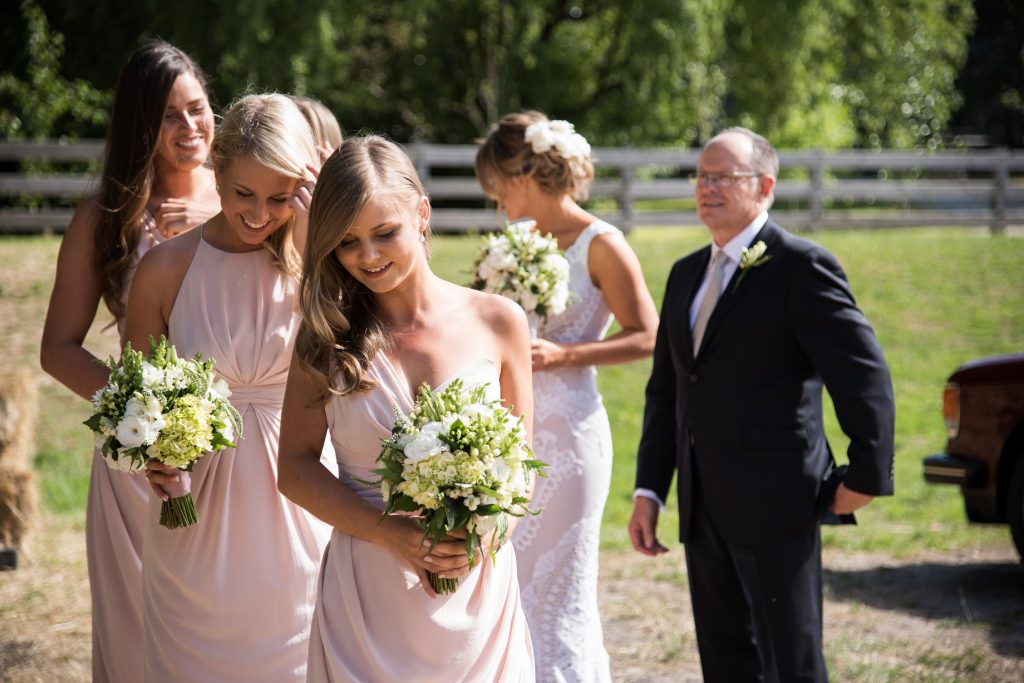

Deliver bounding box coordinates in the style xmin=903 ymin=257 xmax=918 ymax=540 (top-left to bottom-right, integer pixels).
xmin=370 ymin=378 xmax=546 ymax=594
xmin=84 ymin=335 xmax=242 ymax=528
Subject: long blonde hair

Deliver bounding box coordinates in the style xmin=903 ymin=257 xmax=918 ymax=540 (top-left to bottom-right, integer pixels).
xmin=296 ymin=135 xmax=427 ymax=402
xmin=211 ymin=94 xmax=319 ymax=278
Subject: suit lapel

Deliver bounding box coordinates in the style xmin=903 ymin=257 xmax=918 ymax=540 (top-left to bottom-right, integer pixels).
xmin=695 ymin=219 xmax=782 ymax=361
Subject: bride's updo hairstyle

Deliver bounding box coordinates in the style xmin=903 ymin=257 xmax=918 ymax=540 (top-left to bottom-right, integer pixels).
xmin=475 ymin=110 xmax=595 ymax=203
xmin=296 ymin=135 xmax=429 ymax=401
xmin=211 ymin=93 xmax=319 ymax=279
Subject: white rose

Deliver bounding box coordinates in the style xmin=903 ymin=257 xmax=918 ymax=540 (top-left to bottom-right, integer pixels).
xmin=556 ymin=132 xmax=591 ymax=160
xmin=219 ymin=420 xmax=235 ymax=445
xmin=489 ymin=457 xmax=511 ymax=482
xmin=115 ymin=415 xmax=158 ymax=448
xmin=403 ymin=423 xmax=448 ymax=463
xmin=548 ymin=120 xmax=574 ymax=135
xmin=105 ymin=451 xmax=136 ymax=472
xmin=471 ymin=513 xmax=499 ymax=537
xmin=209 ymin=378 xmax=232 ymax=401
xmin=524 ymin=121 xmax=555 ymax=153
xmin=143 ymin=395 xmax=164 ymax=420
xmin=140 ymin=361 xmax=164 ymax=388
xmin=163 ymin=365 xmax=186 ymax=389
xmin=519 ymin=291 xmax=539 ymax=313
xmin=124 ymin=397 xmax=146 ymax=419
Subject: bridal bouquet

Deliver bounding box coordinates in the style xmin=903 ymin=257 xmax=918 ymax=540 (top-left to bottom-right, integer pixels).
xmin=471 ymin=219 xmax=570 ymax=332
xmin=85 ymin=335 xmax=242 ymax=529
xmin=370 ymin=378 xmax=545 ymax=594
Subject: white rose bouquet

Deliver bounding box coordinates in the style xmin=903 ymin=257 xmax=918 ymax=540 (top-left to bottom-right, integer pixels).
xmin=471 ymin=219 xmax=571 ymax=334
xmin=85 ymin=335 xmax=242 ymax=529
xmin=369 ymin=378 xmax=546 ymax=594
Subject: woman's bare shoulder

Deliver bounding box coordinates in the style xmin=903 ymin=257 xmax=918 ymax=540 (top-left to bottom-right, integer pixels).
xmin=459 ymin=286 xmax=527 ymax=334
xmin=135 ymin=228 xmax=201 ymax=284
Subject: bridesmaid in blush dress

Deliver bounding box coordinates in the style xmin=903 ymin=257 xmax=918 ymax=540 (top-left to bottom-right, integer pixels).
xmin=475 ymin=111 xmax=659 ymax=682
xmin=39 ymin=41 xmax=219 ymax=683
xmin=278 ymin=135 xmax=535 ymax=682
xmin=123 ymin=94 xmax=331 ymax=682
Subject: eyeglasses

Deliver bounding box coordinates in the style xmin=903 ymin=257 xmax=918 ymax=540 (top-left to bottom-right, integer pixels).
xmin=688 ymin=171 xmax=763 ymax=187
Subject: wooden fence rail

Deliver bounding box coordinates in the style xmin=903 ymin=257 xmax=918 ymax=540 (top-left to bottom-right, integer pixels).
xmin=2 ymin=140 xmax=1023 ymax=234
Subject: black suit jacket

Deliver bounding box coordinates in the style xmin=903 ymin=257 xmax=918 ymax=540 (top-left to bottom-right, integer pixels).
xmin=635 ymin=218 xmax=895 ymax=546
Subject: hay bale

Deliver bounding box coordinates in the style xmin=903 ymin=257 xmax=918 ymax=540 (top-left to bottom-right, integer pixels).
xmin=0 ymin=464 xmax=36 ymax=549
xmin=0 ymin=370 xmax=37 ymax=468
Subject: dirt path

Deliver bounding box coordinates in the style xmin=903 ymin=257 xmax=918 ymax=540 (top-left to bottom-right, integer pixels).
xmin=2 ymin=521 xmax=1023 ymax=681
xmin=601 ymin=545 xmax=1024 ymax=681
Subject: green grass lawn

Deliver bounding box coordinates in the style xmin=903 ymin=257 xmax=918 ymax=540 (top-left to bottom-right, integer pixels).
xmin=2 ymin=226 xmax=1022 ymax=556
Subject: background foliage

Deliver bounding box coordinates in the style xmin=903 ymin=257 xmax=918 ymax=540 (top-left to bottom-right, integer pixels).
xmin=2 ymin=0 xmax=1017 ymax=148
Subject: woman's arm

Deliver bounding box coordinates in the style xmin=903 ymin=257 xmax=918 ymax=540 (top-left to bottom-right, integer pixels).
xmin=277 ymin=351 xmax=474 ymax=597
xmin=39 ymin=199 xmax=113 ymax=400
xmin=531 ymin=233 xmax=658 ymax=370
xmin=122 ymin=237 xmax=194 ymax=499
xmin=492 ymin=297 xmax=535 ymax=537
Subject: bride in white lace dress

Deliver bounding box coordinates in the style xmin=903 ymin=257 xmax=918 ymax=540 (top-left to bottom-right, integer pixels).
xmin=476 ymin=112 xmax=659 ymax=682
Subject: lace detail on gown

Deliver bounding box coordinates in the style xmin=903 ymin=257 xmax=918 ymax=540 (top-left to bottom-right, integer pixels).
xmin=512 ymin=221 xmax=620 ymax=682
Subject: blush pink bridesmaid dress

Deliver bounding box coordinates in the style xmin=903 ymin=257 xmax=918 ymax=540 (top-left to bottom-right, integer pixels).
xmin=86 ymin=212 xmax=164 ymax=683
xmin=141 ymin=231 xmax=332 ymax=682
xmin=308 ymin=355 xmax=535 ymax=682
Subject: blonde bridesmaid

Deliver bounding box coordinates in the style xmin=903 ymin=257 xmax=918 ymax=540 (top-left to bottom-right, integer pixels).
xmin=124 ymin=94 xmax=330 ymax=682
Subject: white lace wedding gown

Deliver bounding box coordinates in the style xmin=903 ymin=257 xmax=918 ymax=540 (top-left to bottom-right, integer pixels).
xmin=512 ymin=221 xmax=618 ymax=682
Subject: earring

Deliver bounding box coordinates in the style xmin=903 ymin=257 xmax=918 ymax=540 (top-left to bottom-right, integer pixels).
xmin=215 ymin=184 xmax=221 ymax=193
xmin=419 ymin=233 xmax=426 ymax=244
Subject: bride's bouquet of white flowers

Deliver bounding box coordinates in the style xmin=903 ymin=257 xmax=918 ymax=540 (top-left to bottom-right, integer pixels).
xmin=85 ymin=335 xmax=242 ymax=529
xmin=370 ymin=378 xmax=546 ymax=594
xmin=471 ymin=219 xmax=570 ymax=331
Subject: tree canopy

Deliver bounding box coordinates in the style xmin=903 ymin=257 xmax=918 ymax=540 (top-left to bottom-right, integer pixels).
xmin=1 ymin=0 xmax=1004 ymax=148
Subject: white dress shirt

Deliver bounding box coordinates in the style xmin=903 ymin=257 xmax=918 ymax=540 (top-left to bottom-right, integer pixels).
xmin=635 ymin=212 xmax=768 ymax=509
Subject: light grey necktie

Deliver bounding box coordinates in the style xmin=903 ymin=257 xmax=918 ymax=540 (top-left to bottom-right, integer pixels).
xmin=692 ymin=250 xmax=726 ymax=355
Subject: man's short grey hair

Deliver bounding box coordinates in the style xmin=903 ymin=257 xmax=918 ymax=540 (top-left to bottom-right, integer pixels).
xmin=706 ymin=127 xmax=780 ymax=177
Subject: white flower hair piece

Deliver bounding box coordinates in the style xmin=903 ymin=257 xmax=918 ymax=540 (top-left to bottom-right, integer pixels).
xmin=523 ymin=119 xmax=591 ymax=162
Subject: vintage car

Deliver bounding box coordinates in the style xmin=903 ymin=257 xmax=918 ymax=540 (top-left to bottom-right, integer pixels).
xmin=923 ymin=353 xmax=1024 ymax=560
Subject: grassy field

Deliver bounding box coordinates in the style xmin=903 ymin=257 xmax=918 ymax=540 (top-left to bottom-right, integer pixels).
xmin=1 ymin=226 xmax=1022 ymax=559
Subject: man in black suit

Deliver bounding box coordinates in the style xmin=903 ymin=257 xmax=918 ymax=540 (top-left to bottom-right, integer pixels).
xmin=629 ymin=127 xmax=895 ymax=681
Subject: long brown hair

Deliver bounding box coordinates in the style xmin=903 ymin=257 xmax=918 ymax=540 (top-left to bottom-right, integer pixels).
xmin=94 ymin=40 xmax=209 ymax=319
xmin=296 ymin=136 xmax=428 ymax=402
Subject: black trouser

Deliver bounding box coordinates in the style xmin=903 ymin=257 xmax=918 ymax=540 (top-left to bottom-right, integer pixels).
xmin=683 ymin=471 xmax=828 ymax=682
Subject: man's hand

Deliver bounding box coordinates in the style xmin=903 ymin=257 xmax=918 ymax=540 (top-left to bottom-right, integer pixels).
xmin=831 ymin=483 xmax=874 ymax=515
xmin=628 ymin=495 xmax=669 ymax=557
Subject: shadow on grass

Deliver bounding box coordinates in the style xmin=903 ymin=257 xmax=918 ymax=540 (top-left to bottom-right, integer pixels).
xmin=0 ymin=639 xmax=35 ymax=675
xmin=825 ymin=560 xmax=1024 ymax=659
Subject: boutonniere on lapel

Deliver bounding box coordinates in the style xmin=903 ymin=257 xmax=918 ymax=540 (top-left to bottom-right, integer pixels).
xmin=731 ymin=240 xmax=772 ymax=293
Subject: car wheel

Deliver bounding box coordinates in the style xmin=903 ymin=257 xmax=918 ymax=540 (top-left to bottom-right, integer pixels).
xmin=1008 ymin=456 xmax=1024 ymax=562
